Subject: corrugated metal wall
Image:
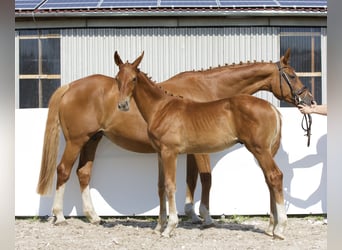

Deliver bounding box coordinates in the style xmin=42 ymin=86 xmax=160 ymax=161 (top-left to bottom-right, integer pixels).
xmin=61 ymin=27 xmax=280 ymax=105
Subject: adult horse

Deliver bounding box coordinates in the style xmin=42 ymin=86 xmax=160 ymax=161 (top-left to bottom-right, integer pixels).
xmin=37 ymin=49 xmax=313 ymax=228
xmin=115 ymin=51 xmax=286 ymax=239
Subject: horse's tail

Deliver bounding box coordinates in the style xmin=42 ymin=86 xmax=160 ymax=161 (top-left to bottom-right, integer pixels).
xmin=36 ymin=84 xmax=70 ymax=195
xmin=270 ymin=105 xmax=282 ymax=157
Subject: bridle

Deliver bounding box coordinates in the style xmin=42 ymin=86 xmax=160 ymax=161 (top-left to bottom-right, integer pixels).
xmin=276 ymin=62 xmax=312 ymax=147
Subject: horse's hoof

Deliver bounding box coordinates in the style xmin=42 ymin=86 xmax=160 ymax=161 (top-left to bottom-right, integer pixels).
xmin=273 ymin=233 xmax=285 ymax=240
xmin=100 ymin=220 xmax=115 ymax=228
xmin=54 ymin=220 xmax=68 ymax=226
xmin=191 ymin=216 xmax=203 ymax=224
xmin=201 ymin=222 xmax=216 ymax=229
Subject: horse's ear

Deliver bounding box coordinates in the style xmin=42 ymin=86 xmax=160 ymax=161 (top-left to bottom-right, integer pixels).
xmin=132 ymin=51 xmax=144 ymax=69
xmin=281 ymin=48 xmax=291 ymax=65
xmin=114 ymin=51 xmax=123 ymax=66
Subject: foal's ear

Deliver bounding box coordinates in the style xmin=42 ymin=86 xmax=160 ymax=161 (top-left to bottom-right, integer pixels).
xmin=114 ymin=51 xmax=123 ymax=66
xmin=281 ymin=48 xmax=291 ymax=65
xmin=132 ymin=51 xmax=144 ymax=69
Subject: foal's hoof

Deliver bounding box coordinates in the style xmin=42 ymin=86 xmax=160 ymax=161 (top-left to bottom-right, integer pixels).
xmin=264 ymin=230 xmax=273 ymax=237
xmin=90 ymin=219 xmax=102 ymax=225
xmin=273 ymin=232 xmax=285 ymax=240
xmin=161 ymin=231 xmax=171 ymax=238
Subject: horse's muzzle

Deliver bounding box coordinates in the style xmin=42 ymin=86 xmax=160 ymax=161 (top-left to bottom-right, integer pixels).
xmin=118 ymin=101 xmax=130 ymax=112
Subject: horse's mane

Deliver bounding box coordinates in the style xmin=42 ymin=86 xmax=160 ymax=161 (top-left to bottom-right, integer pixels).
xmin=192 ymin=59 xmax=274 ymax=73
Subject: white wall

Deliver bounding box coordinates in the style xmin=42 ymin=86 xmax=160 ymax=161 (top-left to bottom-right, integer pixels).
xmin=15 ymin=108 xmax=327 ymax=217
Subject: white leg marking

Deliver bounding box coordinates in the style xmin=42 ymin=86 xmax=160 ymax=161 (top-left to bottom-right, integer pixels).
xmin=184 ymin=202 xmax=202 ymax=224
xmin=199 ymin=203 xmax=215 ymax=227
xmin=273 ymin=203 xmax=287 ymax=240
xmin=52 ymin=184 xmax=66 ymax=224
xmin=82 ymin=185 xmax=101 ymax=224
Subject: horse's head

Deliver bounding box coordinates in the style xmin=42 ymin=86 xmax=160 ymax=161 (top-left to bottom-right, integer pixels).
xmin=275 ymin=48 xmax=314 ymax=106
xmin=114 ymin=51 xmax=144 ymax=112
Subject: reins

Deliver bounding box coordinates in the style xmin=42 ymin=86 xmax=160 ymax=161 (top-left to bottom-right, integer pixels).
xmin=301 ymin=113 xmax=312 ymax=147
xmin=276 ymin=62 xmax=312 ymax=147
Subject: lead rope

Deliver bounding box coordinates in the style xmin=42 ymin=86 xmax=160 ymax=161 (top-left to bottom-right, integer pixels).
xmin=301 ymin=113 xmax=312 ymax=147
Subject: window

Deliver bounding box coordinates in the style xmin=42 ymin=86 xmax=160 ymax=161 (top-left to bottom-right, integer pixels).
xmin=280 ymin=27 xmax=322 ymax=107
xmin=18 ymin=30 xmax=60 ymax=108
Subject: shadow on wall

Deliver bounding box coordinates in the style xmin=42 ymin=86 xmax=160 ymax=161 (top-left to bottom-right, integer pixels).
xmin=276 ymin=134 xmax=327 ymax=213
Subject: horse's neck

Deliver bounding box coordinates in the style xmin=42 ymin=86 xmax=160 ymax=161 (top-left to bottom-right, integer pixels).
xmin=134 ymin=73 xmax=166 ymax=123
xmin=212 ymin=63 xmax=276 ymax=98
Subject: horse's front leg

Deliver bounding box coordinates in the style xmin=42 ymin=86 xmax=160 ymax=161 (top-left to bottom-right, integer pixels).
xmin=77 ymin=133 xmax=103 ymax=224
xmin=154 ymin=153 xmax=167 ymax=234
xmin=160 ymin=150 xmax=178 ymax=238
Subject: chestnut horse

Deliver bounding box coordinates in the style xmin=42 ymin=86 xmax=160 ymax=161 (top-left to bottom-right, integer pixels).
xmin=115 ymin=51 xmax=286 ymax=239
xmin=37 ymin=49 xmax=313 ymax=228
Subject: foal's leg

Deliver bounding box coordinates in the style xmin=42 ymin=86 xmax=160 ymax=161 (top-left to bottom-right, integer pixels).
xmin=254 ymin=151 xmax=287 ymax=239
xmin=52 ymin=141 xmax=82 ymax=224
xmin=77 ymin=133 xmax=103 ymax=224
xmin=160 ymin=150 xmax=178 ymax=238
xmin=154 ymin=153 xmax=167 ymax=234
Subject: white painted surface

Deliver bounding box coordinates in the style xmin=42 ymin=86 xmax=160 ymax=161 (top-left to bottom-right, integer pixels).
xmin=15 ymin=108 xmax=327 ymax=216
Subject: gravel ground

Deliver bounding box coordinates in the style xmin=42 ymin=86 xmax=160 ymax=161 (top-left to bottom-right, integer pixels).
xmin=15 ymin=215 xmax=327 ymax=250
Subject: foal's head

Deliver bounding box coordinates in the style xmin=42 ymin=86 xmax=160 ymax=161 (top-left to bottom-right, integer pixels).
xmin=276 ymin=48 xmax=314 ymax=106
xmin=114 ymin=51 xmax=144 ymax=111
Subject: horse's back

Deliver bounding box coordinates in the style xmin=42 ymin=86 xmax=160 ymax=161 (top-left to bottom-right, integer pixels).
xmin=58 ymin=74 xmax=118 ymax=137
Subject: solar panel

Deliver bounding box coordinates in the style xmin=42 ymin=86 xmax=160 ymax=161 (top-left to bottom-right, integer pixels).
xmin=39 ymin=0 xmax=100 ymax=9
xmin=15 ymin=0 xmax=327 ymax=10
xmin=277 ymin=0 xmax=327 ymax=7
xmin=219 ymin=0 xmax=278 ymax=7
xmin=159 ymin=0 xmax=219 ymax=7
xmin=100 ymin=0 xmax=158 ymax=8
xmin=15 ymin=0 xmax=44 ymax=10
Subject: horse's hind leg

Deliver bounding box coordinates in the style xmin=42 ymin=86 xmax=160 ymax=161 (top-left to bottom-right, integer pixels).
xmin=185 ymin=154 xmax=214 ymax=226
xmin=52 ymin=141 xmax=83 ymax=224
xmin=185 ymin=154 xmax=201 ymax=223
xmin=77 ymin=132 xmax=103 ymax=224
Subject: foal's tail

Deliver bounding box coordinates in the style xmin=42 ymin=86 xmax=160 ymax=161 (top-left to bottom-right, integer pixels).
xmin=36 ymin=84 xmax=70 ymax=195
xmin=270 ymin=105 xmax=282 ymax=157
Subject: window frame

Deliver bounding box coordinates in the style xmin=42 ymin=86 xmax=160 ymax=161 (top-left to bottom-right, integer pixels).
xmin=16 ymin=30 xmax=61 ymax=109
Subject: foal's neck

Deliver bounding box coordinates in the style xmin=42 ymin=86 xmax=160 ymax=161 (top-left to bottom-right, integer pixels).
xmin=134 ymin=72 xmax=171 ymax=123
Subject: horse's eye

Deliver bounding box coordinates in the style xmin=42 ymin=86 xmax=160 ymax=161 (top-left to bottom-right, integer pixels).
xmin=132 ymin=77 xmax=137 ymax=82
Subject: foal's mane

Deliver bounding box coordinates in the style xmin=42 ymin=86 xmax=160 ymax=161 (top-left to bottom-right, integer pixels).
xmin=139 ymin=70 xmax=184 ymax=99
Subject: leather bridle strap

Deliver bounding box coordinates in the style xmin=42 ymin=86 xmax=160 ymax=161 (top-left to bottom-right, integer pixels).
xmin=276 ymin=61 xmax=312 ymax=147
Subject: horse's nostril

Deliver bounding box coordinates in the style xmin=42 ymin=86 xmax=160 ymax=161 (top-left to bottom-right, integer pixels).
xmin=118 ymin=102 xmax=129 ymax=111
